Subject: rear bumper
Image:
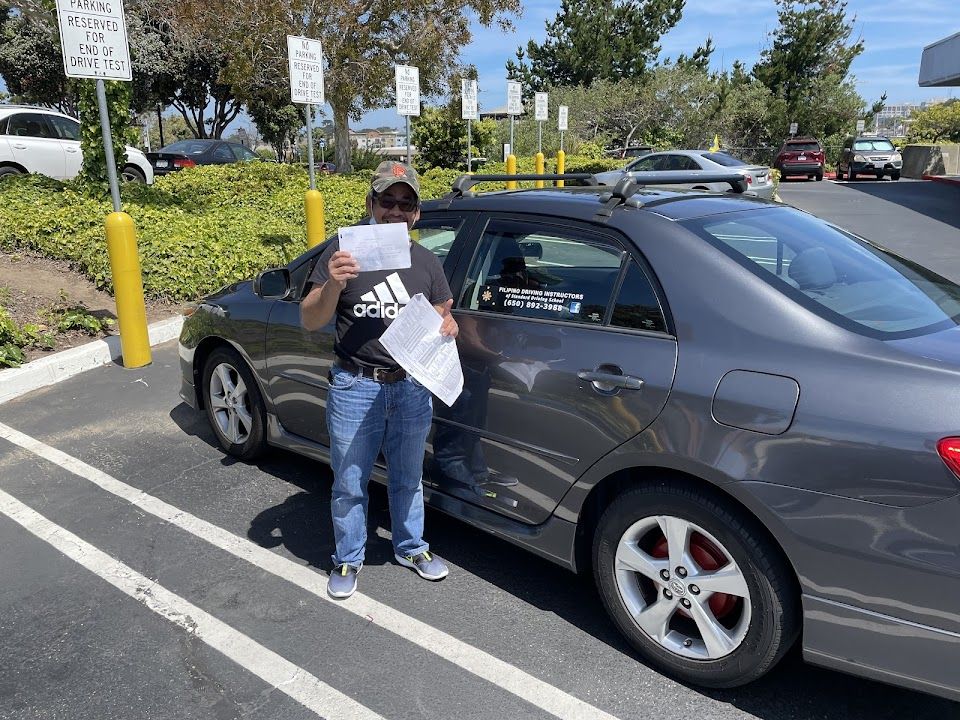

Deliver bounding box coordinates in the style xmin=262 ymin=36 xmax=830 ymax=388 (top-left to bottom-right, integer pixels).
xmin=779 ymin=162 xmax=822 ymax=175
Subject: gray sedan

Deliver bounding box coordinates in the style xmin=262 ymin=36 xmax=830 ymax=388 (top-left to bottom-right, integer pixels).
xmin=596 ymin=150 xmax=776 ymax=200
xmin=178 ymin=174 xmax=960 ymax=702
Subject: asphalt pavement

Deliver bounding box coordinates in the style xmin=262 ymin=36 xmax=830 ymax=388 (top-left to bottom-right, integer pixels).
xmin=778 ymin=177 xmax=960 ymax=282
xmin=1 ymin=339 xmax=956 ymax=719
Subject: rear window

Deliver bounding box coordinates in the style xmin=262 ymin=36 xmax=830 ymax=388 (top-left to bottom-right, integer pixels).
xmin=682 ymin=208 xmax=960 ymax=339
xmin=853 ymin=139 xmax=895 ymax=152
xmin=782 ymin=142 xmax=820 ymax=152
xmin=699 ymin=152 xmax=747 ymax=167
xmin=161 ymin=140 xmax=213 ymax=155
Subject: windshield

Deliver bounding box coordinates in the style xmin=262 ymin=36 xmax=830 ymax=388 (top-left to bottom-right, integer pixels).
xmin=699 ymin=152 xmax=748 ymax=167
xmin=853 ymin=139 xmax=895 ymax=152
xmin=682 ymin=208 xmax=960 ymax=339
xmin=783 ymin=142 xmax=820 ymax=152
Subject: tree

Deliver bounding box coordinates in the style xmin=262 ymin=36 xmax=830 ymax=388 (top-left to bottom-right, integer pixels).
xmin=752 ymin=0 xmax=873 ymax=140
xmin=247 ymin=96 xmax=304 ymax=162
xmin=181 ymin=0 xmax=521 ymax=173
xmin=908 ymin=100 xmax=960 ymax=143
xmin=505 ymin=0 xmax=685 ymax=94
xmin=412 ymin=105 xmax=497 ymax=169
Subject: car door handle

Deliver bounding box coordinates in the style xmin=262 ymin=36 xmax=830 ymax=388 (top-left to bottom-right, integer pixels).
xmin=577 ymin=370 xmax=644 ymax=390
xmin=12 ymin=143 xmax=26 ymax=150
xmin=64 ymin=147 xmax=79 ymax=153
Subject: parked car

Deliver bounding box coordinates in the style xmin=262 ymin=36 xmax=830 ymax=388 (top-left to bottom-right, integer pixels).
xmin=773 ymin=137 xmax=825 ymax=181
xmin=595 ymin=150 xmax=776 ymax=200
xmin=178 ymin=171 xmax=960 ymax=702
xmin=313 ymin=161 xmax=337 ymax=174
xmin=147 ymin=139 xmax=262 ymax=176
xmin=836 ymin=135 xmax=902 ymax=181
xmin=0 ymin=105 xmax=153 ymax=183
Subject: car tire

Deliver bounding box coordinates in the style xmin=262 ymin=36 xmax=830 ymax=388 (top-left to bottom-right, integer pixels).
xmin=0 ymin=166 xmax=24 ymax=179
xmin=593 ymin=482 xmax=799 ymax=688
xmin=121 ymin=165 xmax=146 ymax=184
xmin=836 ymin=164 xmax=844 ymax=181
xmin=848 ymin=168 xmax=857 ymax=181
xmin=202 ymin=346 xmax=267 ymax=460
xmin=891 ymin=172 xmax=900 ymax=181
xmin=815 ymin=170 xmax=823 ymax=181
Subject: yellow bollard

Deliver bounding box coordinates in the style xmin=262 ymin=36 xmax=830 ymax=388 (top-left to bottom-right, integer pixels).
xmin=506 ymin=154 xmax=517 ymax=190
xmin=535 ymin=152 xmax=545 ymax=188
xmin=305 ymin=189 xmax=325 ymax=248
xmin=105 ymin=211 xmax=151 ymax=368
xmin=556 ymin=150 xmax=566 ymax=187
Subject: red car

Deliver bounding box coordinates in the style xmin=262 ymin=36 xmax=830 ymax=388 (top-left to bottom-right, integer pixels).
xmin=774 ymin=137 xmax=825 ymax=181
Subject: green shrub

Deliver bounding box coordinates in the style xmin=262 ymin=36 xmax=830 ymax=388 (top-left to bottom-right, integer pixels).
xmin=0 ymin=305 xmax=54 ymax=368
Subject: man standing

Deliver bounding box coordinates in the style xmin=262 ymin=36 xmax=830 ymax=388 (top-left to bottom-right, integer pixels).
xmin=301 ymin=161 xmax=458 ymax=599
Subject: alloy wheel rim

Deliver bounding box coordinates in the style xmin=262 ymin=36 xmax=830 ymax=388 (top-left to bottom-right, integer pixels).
xmin=614 ymin=515 xmax=752 ymax=660
xmin=208 ymin=362 xmax=252 ymax=445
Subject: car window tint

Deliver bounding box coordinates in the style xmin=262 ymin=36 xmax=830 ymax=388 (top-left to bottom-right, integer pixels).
xmin=213 ymin=144 xmax=234 ymax=161
xmin=627 ymin=156 xmax=657 ymax=172
xmin=783 ymin=142 xmax=820 ymax=152
xmin=231 ymin=144 xmax=258 ymax=161
xmin=684 ymin=208 xmax=960 ymax=338
xmin=459 ymin=221 xmax=623 ymax=325
xmin=700 ymin=152 xmax=748 ymax=167
xmin=413 ymin=219 xmax=463 ymax=264
xmin=611 ymin=261 xmax=668 ymax=333
xmin=48 ymin=116 xmax=80 ymax=141
xmin=7 ymin=113 xmax=53 ymax=138
xmin=162 ymin=140 xmax=212 ymax=155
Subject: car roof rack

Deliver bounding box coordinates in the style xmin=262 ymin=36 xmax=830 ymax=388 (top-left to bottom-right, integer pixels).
xmin=593 ymin=171 xmax=749 ymax=221
xmin=447 ymin=173 xmax=598 ymax=198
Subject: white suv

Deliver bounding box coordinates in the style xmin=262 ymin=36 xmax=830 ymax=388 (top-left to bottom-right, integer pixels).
xmin=0 ymin=105 xmax=153 ymax=184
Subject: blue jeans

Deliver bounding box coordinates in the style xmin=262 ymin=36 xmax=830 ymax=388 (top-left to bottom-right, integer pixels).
xmin=327 ymin=365 xmax=433 ymax=567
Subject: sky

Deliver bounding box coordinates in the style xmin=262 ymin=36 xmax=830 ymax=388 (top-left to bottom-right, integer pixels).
xmin=341 ymin=0 xmax=960 ymax=132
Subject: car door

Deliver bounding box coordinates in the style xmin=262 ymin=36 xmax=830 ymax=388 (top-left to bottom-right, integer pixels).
xmin=428 ymin=215 xmax=678 ymax=524
xmin=264 ymin=214 xmax=476 ymax=448
xmin=47 ymin=115 xmax=82 ymax=179
xmin=4 ymin=113 xmax=66 ymax=178
xmin=211 ymin=142 xmax=236 ymax=165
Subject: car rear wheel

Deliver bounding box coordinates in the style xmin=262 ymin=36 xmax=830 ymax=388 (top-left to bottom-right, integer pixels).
xmin=202 ymin=347 xmax=267 ymax=460
xmin=815 ymin=170 xmax=823 ymax=181
xmin=121 ymin=165 xmax=146 ymax=183
xmin=593 ymin=483 xmax=799 ymax=688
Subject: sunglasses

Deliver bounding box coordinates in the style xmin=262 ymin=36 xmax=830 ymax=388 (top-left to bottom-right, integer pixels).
xmin=374 ymin=193 xmax=419 ymax=212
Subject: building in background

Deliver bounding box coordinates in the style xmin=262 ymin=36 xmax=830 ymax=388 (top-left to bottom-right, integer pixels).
xmin=920 ymin=31 xmax=960 ymax=88
xmin=348 ymin=128 xmax=404 ymax=150
xmin=875 ymin=99 xmax=949 ymax=136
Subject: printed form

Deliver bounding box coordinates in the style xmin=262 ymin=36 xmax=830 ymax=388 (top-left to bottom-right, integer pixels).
xmin=380 ymin=294 xmax=464 ymax=407
xmin=338 ymin=223 xmax=411 ymax=271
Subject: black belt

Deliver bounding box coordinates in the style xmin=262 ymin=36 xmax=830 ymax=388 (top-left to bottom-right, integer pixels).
xmin=335 ymin=359 xmax=407 ymax=383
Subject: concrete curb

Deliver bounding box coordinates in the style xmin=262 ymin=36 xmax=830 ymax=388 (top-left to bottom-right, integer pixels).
xmin=923 ymin=175 xmax=960 ymax=187
xmin=0 ymin=315 xmax=183 ymax=405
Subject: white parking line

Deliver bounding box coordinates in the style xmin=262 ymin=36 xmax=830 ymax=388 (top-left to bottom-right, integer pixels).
xmin=0 ymin=487 xmax=384 ymax=720
xmin=0 ymin=421 xmax=621 ymax=720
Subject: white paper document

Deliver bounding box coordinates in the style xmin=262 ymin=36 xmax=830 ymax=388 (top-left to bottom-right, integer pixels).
xmin=338 ymin=223 xmax=411 ymax=272
xmin=380 ymin=294 xmax=464 ymax=407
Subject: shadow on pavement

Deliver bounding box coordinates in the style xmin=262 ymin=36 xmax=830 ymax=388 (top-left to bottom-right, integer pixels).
xmin=834 ymin=178 xmax=960 ymax=231
xmin=168 ymin=401 xmax=957 ymax=719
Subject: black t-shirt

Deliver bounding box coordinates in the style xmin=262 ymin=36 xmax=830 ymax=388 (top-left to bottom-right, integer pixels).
xmin=308 ymin=238 xmax=453 ymax=367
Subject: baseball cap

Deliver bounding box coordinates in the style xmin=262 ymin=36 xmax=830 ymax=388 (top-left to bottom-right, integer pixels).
xmin=371 ymin=161 xmax=421 ymax=200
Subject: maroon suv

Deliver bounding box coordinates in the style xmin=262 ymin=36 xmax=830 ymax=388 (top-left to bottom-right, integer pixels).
xmin=774 ymin=137 xmax=825 ymax=181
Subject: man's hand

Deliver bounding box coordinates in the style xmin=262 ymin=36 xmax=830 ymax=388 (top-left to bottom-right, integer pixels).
xmin=328 ymin=250 xmax=359 ymax=288
xmin=436 ymin=298 xmax=459 ymax=338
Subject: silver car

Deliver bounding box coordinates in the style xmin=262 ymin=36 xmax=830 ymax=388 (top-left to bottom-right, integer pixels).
xmin=596 ymin=150 xmax=775 ymax=200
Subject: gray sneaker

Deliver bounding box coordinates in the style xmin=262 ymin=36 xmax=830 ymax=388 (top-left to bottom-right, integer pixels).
xmin=328 ymin=563 xmax=360 ymax=599
xmin=395 ymin=551 xmax=449 ymax=581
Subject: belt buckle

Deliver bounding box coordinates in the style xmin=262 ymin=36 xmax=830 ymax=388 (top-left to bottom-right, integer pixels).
xmin=373 ymin=367 xmax=390 ymax=382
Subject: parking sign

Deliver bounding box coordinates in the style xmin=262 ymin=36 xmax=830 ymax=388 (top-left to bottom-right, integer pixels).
xmin=396 ymin=65 xmax=421 ymax=117
xmin=462 ymin=79 xmax=479 ymax=121
xmin=56 ymin=0 xmax=131 ymax=80
xmin=507 ymin=81 xmax=523 ymax=115
xmin=558 ymin=105 xmax=568 ymax=131
xmin=535 ymin=92 xmax=548 ymax=121
xmin=287 ymin=36 xmax=324 ymax=105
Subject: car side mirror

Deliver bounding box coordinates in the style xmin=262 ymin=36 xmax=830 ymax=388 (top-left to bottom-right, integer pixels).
xmin=521 ymin=242 xmax=543 ymax=259
xmin=254 ymin=268 xmax=292 ymax=299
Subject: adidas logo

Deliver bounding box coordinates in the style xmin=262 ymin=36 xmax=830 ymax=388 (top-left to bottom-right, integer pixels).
xmin=353 ymin=272 xmax=411 ymax=318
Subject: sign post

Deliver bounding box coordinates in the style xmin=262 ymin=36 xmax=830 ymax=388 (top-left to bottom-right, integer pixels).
xmin=789 ymin=121 xmax=798 ymax=137
xmin=56 ymin=0 xmax=150 ymax=368
xmin=396 ymin=65 xmax=421 ymax=164
xmin=557 ymin=105 xmax=569 ymax=187
xmin=856 ymin=119 xmax=866 ymax=133
xmin=506 ymin=81 xmax=523 ymax=153
xmin=462 ymin=79 xmax=479 ymax=172
xmin=287 ymin=35 xmax=325 ymax=189
xmin=534 ymin=92 xmax=548 ymax=153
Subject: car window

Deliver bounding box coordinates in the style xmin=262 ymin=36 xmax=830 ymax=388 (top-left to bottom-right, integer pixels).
xmin=48 ymin=116 xmax=80 ymax=141
xmin=413 ymin=219 xmax=463 ymax=264
xmin=459 ymin=220 xmax=624 ymax=325
xmin=700 ymin=152 xmax=748 ymax=167
xmin=782 ymin=142 xmax=820 ymax=152
xmin=627 ymin=156 xmax=658 ymax=172
xmin=213 ymin=144 xmax=234 ymax=161
xmin=231 ymin=144 xmax=258 ymax=162
xmin=853 ymin=139 xmax=895 ymax=152
xmin=683 ymin=208 xmax=960 ymax=339
xmin=7 ymin=113 xmax=54 ymax=138
xmin=611 ymin=260 xmax=668 ymax=333
xmin=162 ymin=140 xmax=212 ymax=155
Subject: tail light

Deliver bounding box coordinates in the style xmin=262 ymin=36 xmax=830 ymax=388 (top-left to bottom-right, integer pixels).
xmin=173 ymin=158 xmax=196 ymax=168
xmin=937 ymin=437 xmax=960 ymax=479
xmin=741 ymin=173 xmax=753 ymax=185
